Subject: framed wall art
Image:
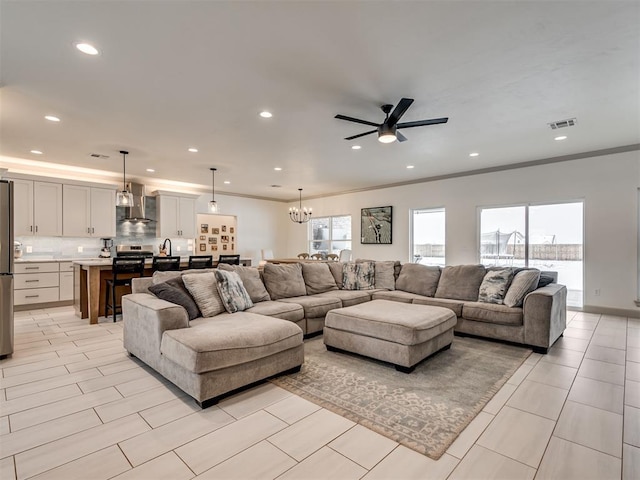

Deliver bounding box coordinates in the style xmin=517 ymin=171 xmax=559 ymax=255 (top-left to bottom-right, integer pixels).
xmin=361 ymin=206 xmax=392 ymax=244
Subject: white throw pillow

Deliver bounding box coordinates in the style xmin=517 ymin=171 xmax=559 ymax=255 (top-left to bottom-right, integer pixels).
xmin=182 ymin=272 xmax=225 ymax=317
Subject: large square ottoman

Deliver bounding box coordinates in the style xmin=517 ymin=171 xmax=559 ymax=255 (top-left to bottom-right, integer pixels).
xmin=323 ymin=299 xmax=457 ymax=372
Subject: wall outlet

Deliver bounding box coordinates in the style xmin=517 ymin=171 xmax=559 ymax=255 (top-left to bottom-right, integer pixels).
xmin=594 ymin=288 xmax=601 ymax=296
xmin=77 ymin=246 xmax=83 ymax=253
xmin=176 ymin=246 xmax=181 ymax=252
xmin=26 ymin=245 xmax=33 ymax=253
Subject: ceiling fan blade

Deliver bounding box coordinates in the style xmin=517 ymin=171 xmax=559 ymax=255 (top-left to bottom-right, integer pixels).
xmin=386 ymin=98 xmax=414 ymax=127
xmin=335 ymin=114 xmax=380 ymax=127
xmin=397 ymin=117 xmax=449 ymax=129
xmin=345 ymin=130 xmax=377 ymax=141
xmin=396 ymin=131 xmax=408 ymax=142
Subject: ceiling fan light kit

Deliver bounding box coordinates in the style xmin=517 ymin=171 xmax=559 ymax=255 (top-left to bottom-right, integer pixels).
xmin=289 ymin=188 xmax=312 ymax=224
xmin=335 ymin=97 xmax=448 ymax=144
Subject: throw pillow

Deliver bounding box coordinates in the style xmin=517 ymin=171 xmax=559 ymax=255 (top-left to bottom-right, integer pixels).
xmin=434 ymin=264 xmax=487 ymax=301
xmin=301 ymin=263 xmax=339 ymax=295
xmin=537 ymin=273 xmax=556 ymax=289
xmin=374 ymin=261 xmax=396 ymax=290
xmin=478 ymin=268 xmax=514 ymax=305
xmin=214 ymin=269 xmax=254 ymax=313
xmin=218 ymin=263 xmax=271 ymax=302
xmin=261 ymin=263 xmax=307 ymax=300
xmin=396 ymin=263 xmax=441 ymax=297
xmin=503 ymin=269 xmax=541 ymax=307
xmin=182 ymin=272 xmax=225 ymax=317
xmin=342 ymin=261 xmax=375 ymax=290
xmin=148 ymin=277 xmax=200 ymax=320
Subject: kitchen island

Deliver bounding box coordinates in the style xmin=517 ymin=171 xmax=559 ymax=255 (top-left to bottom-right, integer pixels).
xmin=74 ymin=257 xmax=252 ymax=324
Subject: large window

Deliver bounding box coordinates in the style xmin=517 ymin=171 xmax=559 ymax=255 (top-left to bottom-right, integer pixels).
xmin=479 ymin=202 xmax=584 ymax=307
xmin=309 ymin=215 xmax=351 ymax=256
xmin=411 ymin=208 xmax=445 ymax=266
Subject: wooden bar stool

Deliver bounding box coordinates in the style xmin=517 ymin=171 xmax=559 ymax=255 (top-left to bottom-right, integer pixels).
xmin=105 ymin=257 xmax=146 ymax=322
xmin=152 ymin=256 xmax=181 ymax=272
xmin=218 ymin=254 xmax=240 ymax=265
xmin=188 ymin=255 xmax=213 ymax=269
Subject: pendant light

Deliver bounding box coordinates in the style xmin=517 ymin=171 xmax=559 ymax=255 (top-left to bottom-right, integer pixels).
xmin=209 ymin=167 xmax=219 ymax=213
xmin=116 ymin=150 xmax=134 ymax=206
xmin=289 ymin=188 xmax=312 ymax=224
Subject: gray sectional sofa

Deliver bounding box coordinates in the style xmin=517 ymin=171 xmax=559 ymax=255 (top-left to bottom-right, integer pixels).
xmin=122 ymin=261 xmax=566 ymax=407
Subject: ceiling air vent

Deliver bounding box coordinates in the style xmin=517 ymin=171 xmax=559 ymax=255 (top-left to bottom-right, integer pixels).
xmin=548 ymin=118 xmax=577 ymax=130
xmin=89 ymin=153 xmax=110 ymax=159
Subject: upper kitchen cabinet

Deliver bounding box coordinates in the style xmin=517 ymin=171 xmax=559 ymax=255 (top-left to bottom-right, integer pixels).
xmin=13 ymin=179 xmax=62 ymax=236
xmin=156 ymin=192 xmax=197 ymax=238
xmin=62 ymin=185 xmax=116 ymax=237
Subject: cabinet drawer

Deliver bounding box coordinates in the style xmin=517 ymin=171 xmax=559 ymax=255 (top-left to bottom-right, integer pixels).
xmin=14 ymin=287 xmax=59 ymax=305
xmin=15 ymin=272 xmax=60 ymax=289
xmin=14 ymin=262 xmax=59 ymax=274
xmin=59 ymin=261 xmax=74 ymax=271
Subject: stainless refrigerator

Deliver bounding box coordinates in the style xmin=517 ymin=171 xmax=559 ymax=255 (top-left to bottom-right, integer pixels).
xmin=0 ymin=179 xmax=14 ymax=358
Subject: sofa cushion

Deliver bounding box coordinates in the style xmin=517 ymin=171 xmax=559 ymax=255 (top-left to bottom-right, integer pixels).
xmin=148 ymin=277 xmax=200 ymax=320
xmin=343 ymin=261 xmax=375 ymax=290
xmin=374 ymin=261 xmax=396 ymax=290
xmin=214 ymin=269 xmax=254 ymax=313
xmin=462 ymin=302 xmax=524 ymax=326
xmin=152 ymin=268 xmax=216 ymax=285
xmin=317 ymin=289 xmax=373 ymax=307
xmin=218 ymin=264 xmax=271 ymax=303
xmin=504 ymin=269 xmax=541 ymax=307
xmin=245 ymin=301 xmax=305 ymax=322
xmin=182 ymin=272 xmax=226 ymax=317
xmin=478 ymin=268 xmax=514 ymax=305
xmin=395 ymin=263 xmax=441 ymax=297
xmin=161 ymin=313 xmax=303 ymax=374
xmin=435 ymin=264 xmax=486 ymax=301
xmin=327 ymin=262 xmax=344 ymax=289
xmin=412 ymin=297 xmax=465 ymax=317
xmin=279 ymin=295 xmax=342 ymax=319
xmin=371 ymin=289 xmax=428 ymax=304
xmin=301 ymin=262 xmax=339 ymax=295
xmin=262 ymin=263 xmax=307 ymax=300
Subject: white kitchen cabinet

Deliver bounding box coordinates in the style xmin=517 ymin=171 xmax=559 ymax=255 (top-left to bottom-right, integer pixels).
xmin=14 ymin=262 xmax=60 ymax=306
xmin=12 ymin=179 xmax=62 ymax=236
xmin=59 ymin=261 xmax=74 ymax=301
xmin=157 ymin=193 xmax=196 ymax=238
xmin=63 ymin=185 xmax=116 ymax=237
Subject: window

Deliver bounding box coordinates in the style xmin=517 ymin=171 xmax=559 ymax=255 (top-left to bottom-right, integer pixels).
xmin=309 ymin=215 xmax=351 ymax=255
xmin=411 ymin=208 xmax=445 ymax=266
xmin=479 ymin=202 xmax=584 ymax=307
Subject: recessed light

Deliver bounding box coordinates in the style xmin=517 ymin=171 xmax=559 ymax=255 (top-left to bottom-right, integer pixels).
xmin=146 ymin=168 xmax=155 ymax=173
xmin=406 ymin=165 xmax=414 ymax=169
xmin=469 ymin=152 xmax=479 ymax=157
xmin=75 ymin=43 xmax=99 ymax=55
xmin=554 ymin=136 xmax=567 ymax=141
xmin=224 ymin=181 xmax=231 ymax=184
xmin=351 ymin=145 xmax=361 ymax=150
xmin=188 ymin=148 xmax=198 ymax=153
xmin=259 ymin=111 xmax=273 ymax=118
xmin=45 ymin=115 xmax=60 ymax=122
xmin=30 ymin=150 xmax=43 ymax=155
xmin=274 ymin=167 xmax=282 ymax=171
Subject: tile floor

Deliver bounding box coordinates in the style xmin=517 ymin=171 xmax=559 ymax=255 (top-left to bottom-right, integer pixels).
xmin=1 ymin=307 xmax=638 ymax=479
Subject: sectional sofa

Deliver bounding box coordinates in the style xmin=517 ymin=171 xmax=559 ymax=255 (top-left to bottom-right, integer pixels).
xmin=122 ymin=261 xmax=566 ymax=407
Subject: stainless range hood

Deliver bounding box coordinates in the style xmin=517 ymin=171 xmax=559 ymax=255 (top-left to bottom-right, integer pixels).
xmin=123 ymin=182 xmax=151 ymax=223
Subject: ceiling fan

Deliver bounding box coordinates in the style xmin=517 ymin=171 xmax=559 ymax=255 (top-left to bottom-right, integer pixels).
xmin=335 ymin=98 xmax=448 ymax=143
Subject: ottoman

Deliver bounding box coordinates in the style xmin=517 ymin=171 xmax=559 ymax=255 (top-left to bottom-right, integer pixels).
xmin=323 ymin=299 xmax=457 ymax=372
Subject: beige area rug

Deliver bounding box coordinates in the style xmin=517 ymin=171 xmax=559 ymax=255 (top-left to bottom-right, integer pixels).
xmin=271 ymin=335 xmax=531 ymax=460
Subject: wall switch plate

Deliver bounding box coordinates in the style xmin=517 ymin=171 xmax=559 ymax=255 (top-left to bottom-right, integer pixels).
xmin=26 ymin=246 xmax=33 ymax=253
xmin=594 ymin=289 xmax=601 ymax=296
xmin=77 ymin=246 xmax=83 ymax=253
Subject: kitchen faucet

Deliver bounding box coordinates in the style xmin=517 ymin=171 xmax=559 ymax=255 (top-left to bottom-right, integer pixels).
xmin=161 ymin=238 xmax=172 ymax=256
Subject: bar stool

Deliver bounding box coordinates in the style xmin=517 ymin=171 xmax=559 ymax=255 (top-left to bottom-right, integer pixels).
xmin=188 ymin=255 xmax=213 ymax=269
xmin=218 ymin=254 xmax=240 ymax=265
xmin=152 ymin=256 xmax=181 ymax=272
xmin=104 ymin=257 xmax=146 ymax=322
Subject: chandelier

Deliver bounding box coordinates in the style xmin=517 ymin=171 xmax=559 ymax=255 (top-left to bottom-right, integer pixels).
xmin=289 ymin=188 xmax=312 ymax=224
xmin=116 ymin=150 xmax=133 ymax=206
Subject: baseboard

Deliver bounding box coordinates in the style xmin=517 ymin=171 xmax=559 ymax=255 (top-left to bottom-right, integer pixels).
xmin=575 ymin=305 xmax=640 ymax=319
xmin=14 ymin=300 xmax=74 ymax=312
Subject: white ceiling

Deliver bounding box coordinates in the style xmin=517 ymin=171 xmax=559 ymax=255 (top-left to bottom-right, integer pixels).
xmin=1 ymin=1 xmax=639 ymax=201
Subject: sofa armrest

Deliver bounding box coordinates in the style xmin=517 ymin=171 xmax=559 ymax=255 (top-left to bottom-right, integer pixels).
xmin=132 ymin=277 xmax=154 ymax=294
xmin=523 ymin=284 xmax=567 ymax=350
xmin=122 ymin=293 xmax=190 ymax=363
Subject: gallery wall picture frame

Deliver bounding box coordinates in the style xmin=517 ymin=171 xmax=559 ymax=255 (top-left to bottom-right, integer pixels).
xmin=199 ymin=236 xmax=206 ymax=241
xmin=361 ymin=206 xmax=393 ymax=244
xmin=212 ymin=228 xmax=220 ymax=234
xmin=199 ymin=244 xmax=206 ymax=252
xmin=200 ymin=224 xmax=209 ymax=234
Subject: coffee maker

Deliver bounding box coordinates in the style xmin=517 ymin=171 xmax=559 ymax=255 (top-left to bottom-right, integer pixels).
xmin=99 ymin=238 xmax=113 ymax=258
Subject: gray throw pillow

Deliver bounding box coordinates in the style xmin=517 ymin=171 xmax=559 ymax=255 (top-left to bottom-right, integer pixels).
xmin=342 ymin=261 xmax=375 ymax=290
xmin=148 ymin=277 xmax=200 ymax=320
xmin=182 ymin=272 xmax=226 ymax=317
xmin=478 ymin=268 xmax=514 ymax=305
xmin=214 ymin=269 xmax=254 ymax=313
xmin=262 ymin=263 xmax=307 ymax=300
xmin=504 ymin=269 xmax=541 ymax=307
xmin=218 ymin=263 xmax=271 ymax=303
xmin=537 ymin=274 xmax=555 ymax=288
xmin=374 ymin=261 xmax=396 ymax=290
xmin=434 ymin=264 xmax=487 ymax=301
xmin=396 ymin=263 xmax=441 ymax=297
xmin=301 ymin=263 xmax=338 ymax=295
